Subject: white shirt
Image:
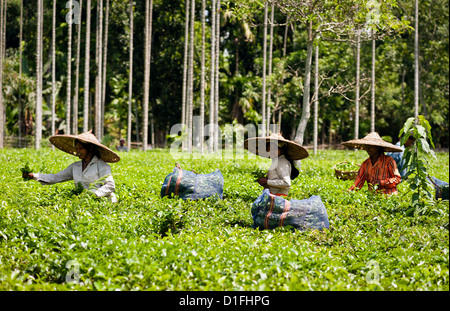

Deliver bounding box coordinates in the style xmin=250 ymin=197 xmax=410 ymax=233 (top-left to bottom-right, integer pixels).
xmin=33 ymin=156 xmax=117 ymax=203
xmin=266 ymin=155 xmax=292 ymax=195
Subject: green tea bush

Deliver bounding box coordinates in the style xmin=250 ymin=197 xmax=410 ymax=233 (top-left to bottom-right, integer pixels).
xmin=0 ymin=147 xmax=448 ymax=290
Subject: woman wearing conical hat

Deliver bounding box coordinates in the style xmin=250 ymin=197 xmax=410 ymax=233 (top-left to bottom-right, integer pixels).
xmin=342 ymin=132 xmax=403 ymax=195
xmin=22 ymin=130 xmax=120 ymax=203
xmin=244 ymin=133 xmax=309 ymax=197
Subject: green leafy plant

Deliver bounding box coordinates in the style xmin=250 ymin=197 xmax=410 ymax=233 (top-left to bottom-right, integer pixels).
xmin=334 ymin=161 xmax=360 ymax=172
xmin=399 ymin=115 xmax=436 ymax=214
xmin=70 ymin=182 xmax=85 ymax=196
xmin=20 ymin=162 xmax=33 ymax=181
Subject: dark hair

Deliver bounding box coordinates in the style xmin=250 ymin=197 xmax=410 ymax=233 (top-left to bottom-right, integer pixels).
xmin=76 ymin=140 xmax=101 ymax=159
xmin=280 ymin=144 xmax=300 ymax=180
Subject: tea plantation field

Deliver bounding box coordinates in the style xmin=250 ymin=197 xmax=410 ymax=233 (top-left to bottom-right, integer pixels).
xmin=0 ymin=148 xmax=448 ymax=291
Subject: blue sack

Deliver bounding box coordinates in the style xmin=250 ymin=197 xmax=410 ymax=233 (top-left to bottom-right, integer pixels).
xmin=161 ymin=164 xmax=224 ymax=200
xmin=429 ymin=176 xmax=449 ymax=201
xmin=251 ymin=189 xmax=330 ymax=231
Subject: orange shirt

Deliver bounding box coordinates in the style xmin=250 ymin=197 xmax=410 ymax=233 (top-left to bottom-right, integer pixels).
xmin=349 ymin=153 xmax=402 ymax=195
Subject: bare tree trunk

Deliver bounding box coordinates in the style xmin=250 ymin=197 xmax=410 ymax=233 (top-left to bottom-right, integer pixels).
xmin=181 ymin=0 xmax=190 ymax=134
xmin=313 ymin=44 xmax=319 ymax=155
xmin=83 ymin=0 xmax=91 ymax=132
xmin=354 ymin=29 xmax=360 ymax=139
xmin=18 ymin=0 xmax=23 ymax=146
xmin=66 ymin=0 xmax=73 ymax=135
xmin=0 ymin=0 xmax=5 ymax=148
xmin=214 ymin=0 xmax=220 ymax=151
xmin=35 ymin=0 xmax=43 ymax=149
xmin=200 ymin=0 xmax=206 ymax=154
xmin=127 ymin=0 xmax=133 ymax=150
xmin=267 ymin=2 xmax=274 ymax=135
xmin=73 ymin=0 xmax=82 ymax=135
xmin=209 ymin=0 xmax=215 ymax=152
xmin=370 ymin=31 xmax=375 ymax=132
xmin=95 ymin=0 xmax=103 ymax=139
xmin=293 ymin=21 xmax=313 ymax=145
xmin=51 ymin=0 xmax=56 ymax=144
xmin=414 ymin=0 xmax=419 ymax=119
xmin=101 ymin=0 xmax=109 ymax=137
xmin=187 ymin=0 xmax=195 ymax=152
xmin=261 ymin=2 xmax=267 ymax=137
xmin=142 ymin=0 xmax=153 ymax=151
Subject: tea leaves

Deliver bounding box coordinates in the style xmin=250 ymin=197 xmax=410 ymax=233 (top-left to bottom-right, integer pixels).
xmin=0 ymin=148 xmax=448 ymax=290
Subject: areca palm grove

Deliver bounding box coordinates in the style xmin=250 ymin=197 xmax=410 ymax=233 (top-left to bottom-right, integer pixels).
xmin=0 ymin=0 xmax=447 ymax=149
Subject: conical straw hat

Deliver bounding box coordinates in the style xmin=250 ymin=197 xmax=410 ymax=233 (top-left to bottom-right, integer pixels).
xmin=49 ymin=130 xmax=121 ymax=163
xmin=341 ymin=132 xmax=403 ymax=153
xmin=244 ymin=133 xmax=309 ymax=160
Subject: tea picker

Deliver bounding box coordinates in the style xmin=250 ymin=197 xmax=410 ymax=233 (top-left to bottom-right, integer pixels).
xmin=342 ymin=132 xmax=403 ymax=195
xmin=21 ymin=130 xmax=120 ymax=203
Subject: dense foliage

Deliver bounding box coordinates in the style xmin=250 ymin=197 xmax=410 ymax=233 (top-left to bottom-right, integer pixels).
xmin=1 ymin=0 xmax=449 ymax=148
xmin=0 ymin=148 xmax=448 ymax=290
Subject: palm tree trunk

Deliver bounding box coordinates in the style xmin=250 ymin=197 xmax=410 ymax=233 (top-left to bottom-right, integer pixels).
xmin=200 ymin=0 xmax=206 ymax=154
xmin=0 ymin=0 xmax=5 ymax=148
xmin=51 ymin=0 xmax=56 ymax=145
xmin=313 ymin=44 xmax=319 ymax=155
xmin=370 ymin=31 xmax=375 ymax=132
xmin=261 ymin=2 xmax=267 ymax=137
xmin=101 ymin=0 xmax=109 ymax=138
xmin=73 ymin=0 xmax=82 ymax=135
xmin=142 ymin=0 xmax=153 ymax=151
xmin=18 ymin=0 xmax=23 ymax=146
xmin=83 ymin=0 xmax=91 ymax=132
xmin=66 ymin=0 xmax=73 ymax=135
xmin=187 ymin=0 xmax=195 ymax=152
xmin=209 ymin=0 xmax=215 ymax=152
xmin=127 ymin=0 xmax=133 ymax=151
xmin=266 ymin=3 xmax=274 ymax=135
xmin=354 ymin=30 xmax=361 ymax=140
xmin=0 ymin=1 xmax=3 ymax=148
xmin=181 ymin=0 xmax=190 ymax=134
xmin=95 ymin=0 xmax=103 ymax=139
xmin=214 ymin=0 xmax=220 ymax=151
xmin=35 ymin=0 xmax=43 ymax=149
xmin=414 ymin=0 xmax=419 ymax=119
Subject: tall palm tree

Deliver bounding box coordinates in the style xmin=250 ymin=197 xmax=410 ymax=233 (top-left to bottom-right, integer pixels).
xmin=95 ymin=0 xmax=103 ymax=139
xmin=19 ymin=0 xmax=24 ymax=146
xmin=0 ymin=0 xmax=5 ymax=148
xmin=52 ymin=0 xmax=56 ymax=145
xmin=354 ymin=29 xmax=360 ymax=139
xmin=142 ymin=0 xmax=153 ymax=151
xmin=414 ymin=0 xmax=419 ymax=118
xmin=73 ymin=0 xmax=83 ymax=135
xmin=101 ymin=0 xmax=110 ymax=137
xmin=66 ymin=0 xmax=73 ymax=135
xmin=313 ymin=44 xmax=319 ymax=155
xmin=182 ymin=0 xmax=190 ymax=132
xmin=209 ymin=0 xmax=216 ymax=152
xmin=261 ymin=2 xmax=267 ymax=138
xmin=83 ymin=0 xmax=91 ymax=132
xmin=200 ymin=0 xmax=206 ymax=154
xmin=127 ymin=0 xmax=134 ymax=151
xmin=187 ymin=0 xmax=195 ymax=152
xmin=370 ymin=30 xmax=375 ymax=132
xmin=35 ymin=0 xmax=43 ymax=149
xmin=214 ymin=0 xmax=220 ymax=151
xmin=266 ymin=3 xmax=274 ymax=135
